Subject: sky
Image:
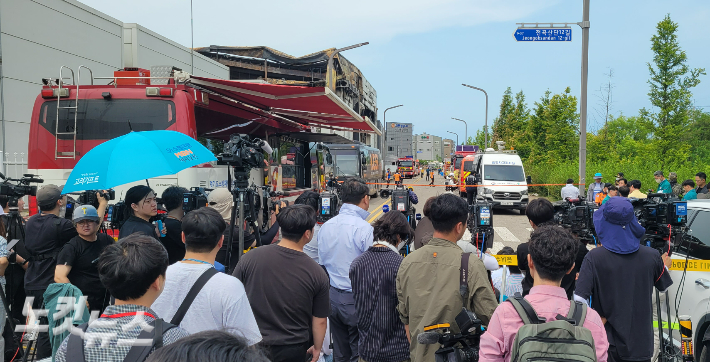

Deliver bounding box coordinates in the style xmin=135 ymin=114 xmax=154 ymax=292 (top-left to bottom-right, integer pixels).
xmin=81 ymin=0 xmax=710 ymax=142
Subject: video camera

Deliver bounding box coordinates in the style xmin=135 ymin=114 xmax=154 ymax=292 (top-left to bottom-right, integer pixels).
xmin=553 ymin=198 xmax=598 ymax=244
xmin=391 ymin=185 xmax=411 ymax=214
xmin=631 ymin=193 xmax=688 ymax=253
xmin=217 ymin=134 xmax=272 ymax=189
xmin=63 ymin=190 xmax=115 ymax=220
xmin=417 ymin=308 xmax=484 ymax=362
xmin=0 ymin=173 xmax=43 ymax=207
xmin=183 ymin=187 xmax=211 ymax=213
xmin=467 ymin=199 xmax=494 ymax=251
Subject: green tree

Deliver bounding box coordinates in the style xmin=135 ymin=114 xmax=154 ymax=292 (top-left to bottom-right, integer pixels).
xmin=492 ymin=87 xmax=514 ymax=141
xmin=647 ymin=14 xmax=705 ymax=168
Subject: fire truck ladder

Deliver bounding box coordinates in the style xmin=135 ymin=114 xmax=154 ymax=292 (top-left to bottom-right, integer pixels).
xmin=54 ymin=65 xmax=93 ymax=160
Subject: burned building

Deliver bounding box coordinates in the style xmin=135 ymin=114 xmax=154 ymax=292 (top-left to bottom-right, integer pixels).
xmin=195 ymin=45 xmax=379 ymax=147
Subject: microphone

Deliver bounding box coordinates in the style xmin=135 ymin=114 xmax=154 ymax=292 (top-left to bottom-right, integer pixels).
xmin=416 ymin=331 xmax=442 ymax=345
xmin=25 ymin=177 xmax=44 ymax=184
xmin=259 ymin=140 xmax=273 ymax=155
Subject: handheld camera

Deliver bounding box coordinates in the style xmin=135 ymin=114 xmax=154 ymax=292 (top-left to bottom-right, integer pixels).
xmin=417 ymin=308 xmax=484 ymax=362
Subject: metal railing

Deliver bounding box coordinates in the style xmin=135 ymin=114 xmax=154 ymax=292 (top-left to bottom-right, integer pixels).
xmin=2 ymin=152 xmax=27 ymax=179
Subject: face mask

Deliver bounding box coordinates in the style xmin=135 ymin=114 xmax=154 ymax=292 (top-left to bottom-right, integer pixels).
xmin=656 ymin=178 xmax=661 ymax=184
xmin=615 ymin=177 xmax=620 ymax=181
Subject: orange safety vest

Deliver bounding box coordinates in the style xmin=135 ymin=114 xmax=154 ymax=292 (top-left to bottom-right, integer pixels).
xmin=394 ymin=173 xmax=401 ymax=182
xmin=594 ymin=192 xmax=607 ymax=205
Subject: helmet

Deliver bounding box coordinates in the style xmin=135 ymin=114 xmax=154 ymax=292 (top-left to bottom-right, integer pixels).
xmin=72 ymin=205 xmax=100 ymax=224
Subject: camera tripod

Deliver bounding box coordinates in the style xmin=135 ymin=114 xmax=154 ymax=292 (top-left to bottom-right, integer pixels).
xmin=224 ymin=167 xmax=261 ymax=274
xmin=3 ymin=200 xmax=29 ymax=360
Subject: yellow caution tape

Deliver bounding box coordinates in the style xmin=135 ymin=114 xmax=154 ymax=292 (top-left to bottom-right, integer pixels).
xmin=493 ymin=255 xmax=518 ymax=266
xmin=670 ymin=259 xmax=710 ymax=272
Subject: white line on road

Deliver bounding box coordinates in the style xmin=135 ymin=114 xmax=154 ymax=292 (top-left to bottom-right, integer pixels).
xmin=494 ymin=227 xmax=520 ymax=242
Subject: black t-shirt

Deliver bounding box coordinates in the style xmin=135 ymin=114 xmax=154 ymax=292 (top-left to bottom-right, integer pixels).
xmin=160 ymin=218 xmax=185 ymax=265
xmin=575 ymin=246 xmax=673 ymax=360
xmin=118 ymin=216 xmax=158 ymax=240
xmin=24 ymin=214 xmax=77 ymax=291
xmin=517 ymin=240 xmax=589 ymax=300
xmin=56 ymin=234 xmax=114 ymax=311
xmin=233 ymin=244 xmax=330 ymax=345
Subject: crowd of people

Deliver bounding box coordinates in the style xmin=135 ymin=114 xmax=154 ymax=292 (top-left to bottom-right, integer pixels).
xmin=0 ymin=168 xmax=686 ymax=362
xmin=563 ymin=170 xmax=709 ymax=204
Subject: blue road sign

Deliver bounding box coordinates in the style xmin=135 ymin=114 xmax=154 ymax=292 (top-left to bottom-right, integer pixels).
xmin=514 ymin=28 xmax=572 ymax=42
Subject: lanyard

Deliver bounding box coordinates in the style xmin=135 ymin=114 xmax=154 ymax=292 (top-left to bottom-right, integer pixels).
xmin=182 ymin=258 xmax=214 ymax=267
xmin=101 ymin=311 xmax=156 ymax=319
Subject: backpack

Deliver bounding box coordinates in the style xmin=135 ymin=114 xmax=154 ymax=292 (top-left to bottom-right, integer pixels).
xmin=508 ymin=293 xmax=597 ymax=362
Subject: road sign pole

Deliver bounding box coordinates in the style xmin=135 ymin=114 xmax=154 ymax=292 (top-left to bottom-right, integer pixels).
xmin=579 ymin=0 xmax=590 ymax=197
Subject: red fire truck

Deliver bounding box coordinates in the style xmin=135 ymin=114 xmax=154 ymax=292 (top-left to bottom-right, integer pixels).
xmin=396 ymin=156 xmax=415 ymax=178
xmin=26 ymin=66 xmax=379 ymax=213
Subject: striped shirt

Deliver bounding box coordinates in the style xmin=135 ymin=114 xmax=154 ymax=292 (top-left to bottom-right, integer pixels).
xmin=349 ymin=245 xmax=409 ymax=362
xmin=54 ymin=304 xmax=189 ymax=362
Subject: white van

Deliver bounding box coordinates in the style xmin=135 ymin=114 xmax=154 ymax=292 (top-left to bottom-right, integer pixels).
xmin=467 ymin=144 xmax=529 ymax=213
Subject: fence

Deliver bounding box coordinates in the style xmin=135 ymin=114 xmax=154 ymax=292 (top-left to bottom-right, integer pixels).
xmin=1 ymin=152 xmax=28 ymax=179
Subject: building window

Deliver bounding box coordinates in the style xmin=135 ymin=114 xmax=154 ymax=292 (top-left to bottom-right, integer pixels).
xmin=388 ymin=147 xmax=393 ymax=151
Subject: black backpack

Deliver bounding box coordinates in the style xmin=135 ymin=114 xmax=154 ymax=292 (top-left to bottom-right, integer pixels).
xmin=65 ymin=267 xmax=218 ymax=362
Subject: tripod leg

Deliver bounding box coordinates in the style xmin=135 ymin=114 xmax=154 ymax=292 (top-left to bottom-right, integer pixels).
xmin=238 ymin=192 xmax=245 ymax=264
xmin=655 ymin=289 xmax=665 ymax=362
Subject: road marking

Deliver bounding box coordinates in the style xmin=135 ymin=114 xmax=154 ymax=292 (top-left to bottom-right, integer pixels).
xmin=366 ymin=197 xmax=391 ymax=223
xmin=494 ymin=227 xmax=520 ymax=242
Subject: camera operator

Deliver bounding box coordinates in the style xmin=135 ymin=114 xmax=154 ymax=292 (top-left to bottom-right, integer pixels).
xmin=350 ymin=211 xmax=413 ymax=362
xmin=206 ymin=188 xmax=280 ymax=272
xmin=479 ymin=226 xmax=609 ymax=362
xmin=396 ymin=194 xmax=497 ymax=362
xmin=118 ymin=185 xmax=162 ymax=240
xmin=54 ymin=204 xmax=111 ymax=313
xmin=574 ymin=196 xmax=673 ymax=362
xmin=24 ymin=184 xmax=95 ymax=359
xmin=234 ymin=205 xmax=329 ymax=362
xmin=516 ymin=198 xmax=584 ymax=299
xmin=161 ymin=186 xmax=188 ymax=264
xmin=318 ymin=178 xmax=374 ymax=362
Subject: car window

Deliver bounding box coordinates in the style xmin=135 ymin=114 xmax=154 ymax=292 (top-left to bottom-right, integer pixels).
xmin=678 ymin=209 xmax=710 ymax=259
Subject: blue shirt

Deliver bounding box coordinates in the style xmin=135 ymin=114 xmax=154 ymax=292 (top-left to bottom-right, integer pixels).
xmin=318 ymin=203 xmax=374 ymax=291
xmin=683 ymin=189 xmax=698 ymax=201
xmin=657 ymin=179 xmax=672 ymax=194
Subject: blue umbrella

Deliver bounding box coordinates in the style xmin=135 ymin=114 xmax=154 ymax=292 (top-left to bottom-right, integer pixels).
xmin=63 ymin=130 xmax=217 ymax=193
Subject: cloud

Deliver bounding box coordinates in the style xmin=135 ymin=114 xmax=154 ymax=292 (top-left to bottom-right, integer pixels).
xmin=79 ymin=0 xmax=560 ymax=54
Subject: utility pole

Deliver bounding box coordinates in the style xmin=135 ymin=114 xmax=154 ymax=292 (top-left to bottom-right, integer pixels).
xmin=461 ymin=85 xmax=488 ymax=148
xmin=383 ymin=104 xmax=403 ymax=163
xmin=446 ymin=131 xmax=459 ymax=146
xmin=451 ymin=118 xmax=468 ymax=145
xmin=513 ymin=0 xmax=590 ymax=196
xmin=579 ymin=0 xmax=590 ymax=197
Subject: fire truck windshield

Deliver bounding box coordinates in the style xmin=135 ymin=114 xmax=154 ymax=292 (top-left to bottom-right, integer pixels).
xmin=333 ymin=151 xmax=359 ymax=176
xmin=39 ymin=99 xmax=176 ymax=140
xmin=399 ymin=161 xmax=413 ymax=167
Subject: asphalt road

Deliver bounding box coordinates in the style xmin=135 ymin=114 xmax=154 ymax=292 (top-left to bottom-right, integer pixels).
xmin=364 ymin=173 xmax=533 ymax=253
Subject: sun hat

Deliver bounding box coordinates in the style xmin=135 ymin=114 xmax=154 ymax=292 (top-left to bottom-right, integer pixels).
xmin=593 ymin=196 xmax=645 ymax=254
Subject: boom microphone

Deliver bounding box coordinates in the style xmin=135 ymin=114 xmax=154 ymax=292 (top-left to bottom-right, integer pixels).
xmin=24 ymin=177 xmax=44 ymax=184
xmin=259 ymin=140 xmax=273 ymax=155
xmin=416 ymin=331 xmax=442 ymax=345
